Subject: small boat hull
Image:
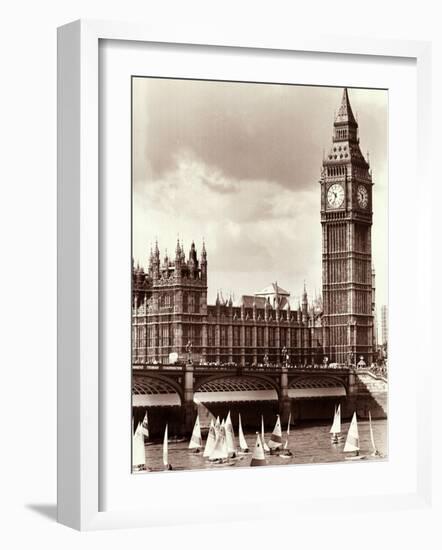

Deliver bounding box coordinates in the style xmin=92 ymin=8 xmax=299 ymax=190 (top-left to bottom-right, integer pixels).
xmin=345 ymin=455 xmax=366 ymax=461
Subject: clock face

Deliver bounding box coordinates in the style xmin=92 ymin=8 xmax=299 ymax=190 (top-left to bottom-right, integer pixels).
xmin=327 ymin=183 xmax=345 ymax=208
xmin=357 ymin=185 xmax=368 ymax=209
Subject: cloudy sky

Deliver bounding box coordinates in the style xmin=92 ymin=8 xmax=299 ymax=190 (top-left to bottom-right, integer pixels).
xmin=132 ymin=77 xmax=388 ymax=314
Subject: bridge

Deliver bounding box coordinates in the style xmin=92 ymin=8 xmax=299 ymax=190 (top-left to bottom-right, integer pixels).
xmin=132 ymin=363 xmax=387 ymax=436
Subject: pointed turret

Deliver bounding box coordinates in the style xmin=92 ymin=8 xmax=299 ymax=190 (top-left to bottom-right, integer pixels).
xmin=325 ymin=87 xmax=369 ymax=170
xmin=335 ymin=87 xmax=358 ymax=128
xmin=302 ymin=282 xmax=308 ymax=323
xmin=152 ymin=240 xmax=160 ymax=280
xmin=163 ymin=249 xmax=169 ymax=272
xmin=188 ymin=241 xmax=198 ymax=278
xmin=201 ymin=240 xmax=207 ymax=279
xmin=148 ymin=246 xmax=154 ymax=275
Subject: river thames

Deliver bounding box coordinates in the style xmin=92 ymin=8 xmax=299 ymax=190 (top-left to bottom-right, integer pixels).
xmin=139 ymin=418 xmax=387 ymax=473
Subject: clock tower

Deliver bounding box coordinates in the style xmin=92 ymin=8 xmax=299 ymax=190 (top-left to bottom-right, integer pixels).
xmin=320 ymin=88 xmax=374 ymax=365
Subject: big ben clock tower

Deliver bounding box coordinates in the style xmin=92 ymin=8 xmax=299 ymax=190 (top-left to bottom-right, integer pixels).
xmin=320 ymin=88 xmax=374 ymax=365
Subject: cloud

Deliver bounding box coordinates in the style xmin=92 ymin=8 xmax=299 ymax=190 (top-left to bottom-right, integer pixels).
xmin=132 ymin=79 xmax=388 ymax=309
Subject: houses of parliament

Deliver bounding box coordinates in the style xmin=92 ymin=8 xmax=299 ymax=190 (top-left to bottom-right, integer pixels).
xmin=132 ymin=88 xmax=376 ymax=367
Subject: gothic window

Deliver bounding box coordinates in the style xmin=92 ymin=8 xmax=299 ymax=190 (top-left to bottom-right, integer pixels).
xmin=160 ymin=325 xmax=169 ymax=347
xmin=193 ymin=326 xmax=202 ymax=346
xmin=233 ymin=326 xmax=240 ymax=347
xmin=245 ymin=327 xmax=252 ymax=347
xmin=220 ymin=326 xmax=227 ymax=347
xmin=268 ymin=328 xmax=275 ymax=347
xmin=208 ymin=325 xmax=215 ymax=347
xmin=257 ymin=327 xmax=264 ymax=347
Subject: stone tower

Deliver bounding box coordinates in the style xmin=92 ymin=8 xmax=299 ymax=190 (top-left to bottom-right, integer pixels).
xmin=132 ymin=241 xmax=208 ymax=364
xmin=320 ymin=88 xmax=374 ymax=365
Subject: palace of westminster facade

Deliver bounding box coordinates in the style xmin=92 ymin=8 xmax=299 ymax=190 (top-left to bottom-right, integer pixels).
xmin=132 ymin=89 xmax=376 ymax=367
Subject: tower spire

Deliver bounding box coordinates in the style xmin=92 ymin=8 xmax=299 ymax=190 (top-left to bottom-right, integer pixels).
xmin=335 ymin=87 xmax=357 ymax=126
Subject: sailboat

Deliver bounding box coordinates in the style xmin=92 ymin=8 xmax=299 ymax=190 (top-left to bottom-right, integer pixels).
xmin=261 ymin=415 xmax=270 ymax=452
xmin=268 ymin=415 xmax=283 ymax=453
xmin=237 ymin=413 xmax=249 ymax=454
xmin=140 ymin=410 xmax=149 ymax=438
xmin=250 ymin=432 xmax=267 ymax=467
xmin=225 ymin=411 xmax=237 ymax=457
xmin=330 ymin=404 xmax=342 ymax=444
xmin=132 ymin=422 xmax=146 ymax=472
xmin=369 ymin=411 xmax=382 ymax=457
xmin=163 ymin=424 xmax=173 ymax=470
xmin=214 ymin=416 xmax=221 ymax=438
xmin=203 ymin=418 xmax=216 ymax=458
xmin=209 ymin=421 xmax=229 ymax=463
xmin=189 ymin=414 xmax=203 ymax=452
xmin=343 ymin=412 xmax=366 ymax=460
xmin=281 ymin=413 xmax=293 ymax=458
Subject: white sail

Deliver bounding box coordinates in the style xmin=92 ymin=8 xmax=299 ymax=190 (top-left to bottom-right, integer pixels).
xmin=225 ymin=411 xmax=236 ymax=455
xmin=343 ymin=412 xmax=359 ymax=453
xmin=140 ymin=411 xmax=149 ymax=438
xmin=221 ymin=424 xmax=229 ymax=459
xmin=369 ymin=411 xmax=378 ymax=454
xmin=284 ymin=413 xmax=291 ymax=449
xmin=268 ymin=415 xmax=283 ymax=449
xmin=203 ymin=419 xmax=216 ymax=457
xmin=163 ymin=424 xmax=169 ymax=466
xmin=214 ymin=416 xmax=221 ymax=437
xmin=189 ymin=414 xmax=202 ymax=449
xmin=132 ymin=422 xmax=146 ymax=470
xmin=329 ymin=404 xmax=341 ymax=434
xmin=209 ymin=422 xmax=227 ymax=461
xmin=261 ymin=415 xmax=270 ymax=452
xmin=250 ymin=433 xmax=266 ymax=466
xmin=238 ymin=413 xmax=249 ymax=451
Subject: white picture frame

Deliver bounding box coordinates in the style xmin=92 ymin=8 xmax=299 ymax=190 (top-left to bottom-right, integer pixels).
xmin=57 ymin=19 xmax=432 ymax=531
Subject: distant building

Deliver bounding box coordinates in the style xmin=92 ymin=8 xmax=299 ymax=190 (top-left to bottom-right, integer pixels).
xmin=132 ymin=244 xmax=323 ymax=366
xmin=381 ymin=305 xmax=388 ymax=345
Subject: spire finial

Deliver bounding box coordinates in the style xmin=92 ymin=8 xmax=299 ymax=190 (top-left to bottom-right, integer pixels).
xmin=335 ymin=87 xmax=357 ymax=126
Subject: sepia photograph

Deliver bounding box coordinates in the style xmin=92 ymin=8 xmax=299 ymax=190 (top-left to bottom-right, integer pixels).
xmin=131 ymin=77 xmax=388 ymax=473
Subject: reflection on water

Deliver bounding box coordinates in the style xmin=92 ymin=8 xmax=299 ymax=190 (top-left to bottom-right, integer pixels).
xmin=138 ymin=419 xmax=387 ymax=473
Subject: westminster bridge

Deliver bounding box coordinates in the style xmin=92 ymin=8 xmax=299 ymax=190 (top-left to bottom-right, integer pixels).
xmin=132 ymin=363 xmax=388 ymax=437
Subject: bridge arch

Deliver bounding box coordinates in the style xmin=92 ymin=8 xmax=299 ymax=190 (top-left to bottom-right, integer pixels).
xmin=194 ymin=374 xmax=279 ymax=404
xmin=288 ymin=375 xmax=347 ymax=398
xmin=132 ymin=374 xmax=183 ymax=407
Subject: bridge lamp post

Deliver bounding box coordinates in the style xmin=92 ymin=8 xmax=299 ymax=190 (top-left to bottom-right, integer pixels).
xmin=281 ymin=346 xmax=288 ymax=368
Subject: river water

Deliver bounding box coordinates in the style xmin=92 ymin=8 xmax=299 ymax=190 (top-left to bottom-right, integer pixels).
xmin=139 ymin=419 xmax=387 ymax=473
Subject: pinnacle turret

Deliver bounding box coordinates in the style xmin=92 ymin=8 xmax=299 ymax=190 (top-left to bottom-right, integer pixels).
xmin=335 ymin=87 xmax=358 ymax=128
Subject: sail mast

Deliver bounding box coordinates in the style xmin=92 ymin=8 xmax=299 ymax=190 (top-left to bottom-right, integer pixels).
xmin=132 ymin=422 xmax=146 ymax=471
xmin=268 ymin=415 xmax=283 ymax=449
xmin=369 ymin=411 xmax=378 ymax=455
xmin=163 ymin=424 xmax=169 ymax=467
xmin=189 ymin=414 xmax=202 ymax=450
xmin=203 ymin=419 xmax=216 ymax=457
xmin=261 ymin=415 xmax=270 ymax=452
xmin=238 ymin=413 xmax=249 ymax=451
xmin=250 ymin=432 xmax=267 ymax=467
xmin=343 ymin=412 xmax=359 ymax=453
